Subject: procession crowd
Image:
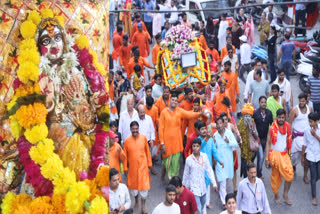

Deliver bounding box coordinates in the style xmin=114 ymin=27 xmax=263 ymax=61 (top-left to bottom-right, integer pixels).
xmin=108 ymin=0 xmax=320 ymax=214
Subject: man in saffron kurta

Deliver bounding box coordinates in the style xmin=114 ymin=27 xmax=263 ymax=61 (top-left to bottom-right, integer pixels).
xmin=109 ymin=131 xmax=126 ymax=183
xmin=212 ymin=77 xmax=231 ymax=118
xmin=179 ymin=88 xmax=194 ymax=140
xmin=265 ymin=109 xmax=294 ymax=205
xmin=127 ymin=49 xmax=151 ymax=78
xmin=112 ymin=26 xmax=123 ymax=69
xmin=159 ymin=94 xmax=203 ymax=180
xmin=220 ymin=61 xmax=240 ymax=113
xmin=130 ymin=15 xmax=150 ymax=42
xmin=132 ymin=23 xmax=150 ymax=58
xmin=185 ymin=97 xmax=201 ymax=138
xmin=123 ymin=121 xmax=152 ymax=213
xmin=220 ymin=35 xmax=236 ymax=61
xmin=155 ymin=86 xmax=171 ymax=115
xmin=184 ymin=120 xmax=201 ymax=159
xmin=206 ymin=40 xmax=220 ymax=62
xmin=152 ymin=34 xmax=161 ymax=66
xmin=119 ymin=34 xmax=132 ymax=76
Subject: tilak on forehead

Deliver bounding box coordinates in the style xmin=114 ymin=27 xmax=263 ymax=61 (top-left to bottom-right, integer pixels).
xmin=39 ymin=18 xmax=60 ymax=37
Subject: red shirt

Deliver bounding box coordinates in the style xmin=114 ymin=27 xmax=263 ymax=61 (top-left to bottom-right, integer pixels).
xmin=174 ymin=186 xmax=197 ymax=214
xmin=184 ymin=132 xmax=199 ymax=159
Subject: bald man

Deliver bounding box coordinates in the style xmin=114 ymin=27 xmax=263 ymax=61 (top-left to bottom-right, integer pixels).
xmin=134 ymin=104 xmax=157 ymax=174
xmin=119 ymin=98 xmax=139 ymax=144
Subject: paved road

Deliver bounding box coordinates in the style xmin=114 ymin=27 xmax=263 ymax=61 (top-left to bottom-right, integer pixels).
xmin=109 ymin=21 xmax=320 ymax=213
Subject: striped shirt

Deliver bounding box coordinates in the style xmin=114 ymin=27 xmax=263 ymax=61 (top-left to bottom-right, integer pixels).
xmin=307 ymin=75 xmax=320 ymax=103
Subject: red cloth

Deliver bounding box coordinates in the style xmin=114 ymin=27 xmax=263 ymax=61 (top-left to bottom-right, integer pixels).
xmin=269 ymin=121 xmax=292 ymax=149
xmin=184 ymin=132 xmax=199 ymax=159
xmin=233 ymin=150 xmax=238 ymax=171
xmin=174 ymin=186 xmax=198 ymax=214
xmin=306 ymin=6 xmax=319 ymax=27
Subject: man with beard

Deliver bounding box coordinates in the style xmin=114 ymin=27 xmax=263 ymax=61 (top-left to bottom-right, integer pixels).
xmin=220 ymin=61 xmax=240 ymax=117
xmin=238 ymin=104 xmax=259 ymax=178
xmin=155 ymin=86 xmax=170 ymax=115
xmin=289 ymin=93 xmax=312 ymax=184
xmin=159 ymin=93 xmax=204 ymax=180
xmin=198 ymin=121 xmax=223 ymax=211
xmin=132 ymin=22 xmax=150 ymax=58
xmin=253 ymin=96 xmax=273 ymax=178
xmin=265 ymin=109 xmax=294 ymax=205
xmin=123 ymin=121 xmax=152 ymax=214
xmin=152 ymin=184 xmax=180 ymax=214
xmin=273 ymin=69 xmax=293 ymax=113
xmin=185 ymin=98 xmax=202 ymax=139
xmin=221 ymin=45 xmax=239 ymax=74
xmin=236 ymin=163 xmax=271 ymax=214
xmin=206 ymin=40 xmax=220 ymax=62
xmin=220 ymin=35 xmax=236 ymax=62
xmin=205 ymin=74 xmax=219 ymax=102
xmin=213 ymin=117 xmax=238 ymax=208
xmin=127 ymin=49 xmax=153 ymax=79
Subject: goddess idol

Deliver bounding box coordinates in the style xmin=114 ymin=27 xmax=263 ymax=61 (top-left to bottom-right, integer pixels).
xmin=0 ymin=8 xmax=109 ymax=214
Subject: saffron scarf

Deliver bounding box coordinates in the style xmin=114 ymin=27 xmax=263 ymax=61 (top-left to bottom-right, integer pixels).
xmin=269 ymin=121 xmax=292 ymax=149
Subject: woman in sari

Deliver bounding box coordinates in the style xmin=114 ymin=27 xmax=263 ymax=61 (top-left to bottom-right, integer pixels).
xmin=244 ymin=15 xmax=255 ymax=48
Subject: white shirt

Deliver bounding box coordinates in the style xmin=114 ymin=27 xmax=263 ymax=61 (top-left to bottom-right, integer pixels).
xmin=244 ymin=70 xmax=266 ymax=99
xmin=218 ymin=20 xmax=229 ymax=51
xmin=182 ymin=152 xmax=217 ymax=197
xmin=119 ymin=109 xmax=138 ymax=143
xmin=152 ymin=84 xmax=163 ymax=100
xmin=240 ymin=43 xmax=252 ymax=65
xmin=272 ymin=78 xmax=291 ymax=103
xmin=133 ymin=114 xmax=155 ymax=141
xmin=304 ymin=127 xmax=320 ymax=162
xmin=271 ymin=131 xmax=287 ymax=152
xmin=152 ymin=202 xmax=180 ymax=214
xmin=236 ymin=177 xmax=271 ymax=214
xmin=222 ymin=54 xmax=239 ymax=72
xmin=109 ymin=183 xmax=131 ymax=213
xmin=168 ymin=6 xmax=178 ymax=24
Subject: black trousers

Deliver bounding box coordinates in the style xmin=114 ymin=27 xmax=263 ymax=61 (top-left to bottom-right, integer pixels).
xmin=145 ymin=22 xmax=153 ymax=39
xmin=242 ymin=212 xmax=261 ymax=214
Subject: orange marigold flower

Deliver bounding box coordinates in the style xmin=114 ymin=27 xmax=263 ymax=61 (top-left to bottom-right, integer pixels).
xmin=16 ymin=103 xmax=47 ymax=129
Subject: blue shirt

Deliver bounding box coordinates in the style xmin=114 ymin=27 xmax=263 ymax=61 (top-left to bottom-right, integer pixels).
xmin=198 ymin=136 xmax=220 ymax=186
xmin=143 ymin=0 xmax=154 ymax=23
xmin=280 ymin=40 xmax=295 ymax=62
xmin=161 ymin=29 xmax=167 ymax=40
xmin=213 ymin=129 xmax=238 ymax=182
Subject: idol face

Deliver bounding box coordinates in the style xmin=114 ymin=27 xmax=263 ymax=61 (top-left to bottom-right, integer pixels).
xmin=39 ymin=25 xmax=64 ymax=62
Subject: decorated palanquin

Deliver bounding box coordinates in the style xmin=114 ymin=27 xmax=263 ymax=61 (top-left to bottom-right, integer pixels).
xmin=156 ymin=25 xmax=211 ymax=89
xmin=0 ymin=1 xmax=110 ymax=213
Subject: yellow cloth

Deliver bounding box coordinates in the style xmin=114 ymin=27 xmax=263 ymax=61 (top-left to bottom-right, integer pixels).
xmin=241 ymin=103 xmax=254 ymax=116
xmin=60 ymin=133 xmax=94 ymax=179
xmin=269 ymin=150 xmax=294 ymax=194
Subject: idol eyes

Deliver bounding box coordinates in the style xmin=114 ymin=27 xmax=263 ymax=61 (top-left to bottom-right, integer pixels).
xmin=40 ymin=37 xmax=51 ymax=46
xmin=54 ymin=34 xmax=62 ymax=42
xmin=40 ymin=33 xmax=62 ymax=46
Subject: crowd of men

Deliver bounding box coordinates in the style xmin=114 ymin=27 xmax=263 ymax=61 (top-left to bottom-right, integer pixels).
xmin=108 ymin=0 xmax=320 ymax=213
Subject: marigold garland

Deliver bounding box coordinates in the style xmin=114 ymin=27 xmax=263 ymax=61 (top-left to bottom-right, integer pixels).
xmin=24 ymin=123 xmax=48 ymax=144
xmin=29 ymin=138 xmax=55 ymax=165
xmin=40 ymin=8 xmax=54 ymax=19
xmin=27 ymin=10 xmax=41 ymax=25
xmin=85 ymin=196 xmax=109 ymax=214
xmin=16 ymin=103 xmax=48 ymax=129
xmin=65 ymin=182 xmax=91 ymax=214
xmin=3 ymin=7 xmax=109 ymax=214
xmin=1 ymin=192 xmax=15 ymax=214
xmin=20 ymin=21 xmax=37 ymax=39
xmin=17 ymin=61 xmax=39 ymax=84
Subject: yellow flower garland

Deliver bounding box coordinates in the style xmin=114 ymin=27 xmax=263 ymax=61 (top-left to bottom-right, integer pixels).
xmin=3 ymin=8 xmax=109 ymax=214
